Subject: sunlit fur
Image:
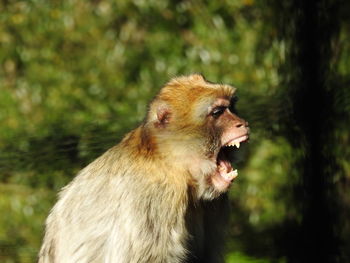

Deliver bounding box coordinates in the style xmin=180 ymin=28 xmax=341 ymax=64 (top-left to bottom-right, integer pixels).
xmin=39 ymin=74 xmax=236 ymax=263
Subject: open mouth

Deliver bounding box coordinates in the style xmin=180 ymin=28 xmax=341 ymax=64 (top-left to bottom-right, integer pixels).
xmin=212 ymin=134 xmax=249 ymax=189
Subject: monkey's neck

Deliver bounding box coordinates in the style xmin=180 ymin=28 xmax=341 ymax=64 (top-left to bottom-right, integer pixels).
xmin=120 ymin=126 xmax=192 ymax=185
xmin=121 ymin=126 xmax=214 ymax=202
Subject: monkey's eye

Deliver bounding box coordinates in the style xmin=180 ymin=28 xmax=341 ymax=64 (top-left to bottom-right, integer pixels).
xmin=211 ymin=106 xmax=227 ymax=118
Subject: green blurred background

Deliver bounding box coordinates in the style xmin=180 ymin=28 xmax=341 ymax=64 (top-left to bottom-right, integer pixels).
xmin=0 ymin=0 xmax=349 ymax=262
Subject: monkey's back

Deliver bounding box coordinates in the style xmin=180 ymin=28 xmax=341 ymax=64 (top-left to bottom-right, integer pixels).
xmin=39 ymin=144 xmax=189 ymax=263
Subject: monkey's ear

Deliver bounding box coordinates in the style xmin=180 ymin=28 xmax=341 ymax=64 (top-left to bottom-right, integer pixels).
xmin=156 ymin=104 xmax=171 ymax=128
xmin=149 ymin=101 xmax=171 ymax=128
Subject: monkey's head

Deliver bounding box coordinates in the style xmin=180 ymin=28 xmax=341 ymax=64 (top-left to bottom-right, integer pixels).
xmin=146 ymin=74 xmax=249 ymax=200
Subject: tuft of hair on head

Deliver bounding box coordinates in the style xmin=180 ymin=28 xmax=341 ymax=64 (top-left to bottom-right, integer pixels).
xmin=166 ymin=73 xmax=207 ymax=88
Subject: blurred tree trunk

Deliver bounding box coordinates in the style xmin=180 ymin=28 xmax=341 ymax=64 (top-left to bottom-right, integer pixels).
xmin=276 ymin=0 xmax=344 ymax=262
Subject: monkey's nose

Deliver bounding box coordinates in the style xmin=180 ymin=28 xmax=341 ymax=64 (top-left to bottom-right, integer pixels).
xmin=235 ymin=122 xmax=244 ymax=128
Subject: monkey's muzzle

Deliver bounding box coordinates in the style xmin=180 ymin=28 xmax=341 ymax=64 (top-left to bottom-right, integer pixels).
xmin=212 ymin=134 xmax=249 ymax=190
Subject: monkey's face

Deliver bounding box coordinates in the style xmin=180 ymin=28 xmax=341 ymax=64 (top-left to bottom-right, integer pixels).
xmin=205 ymin=96 xmax=249 ymax=195
xmin=148 ymin=74 xmax=249 ymax=199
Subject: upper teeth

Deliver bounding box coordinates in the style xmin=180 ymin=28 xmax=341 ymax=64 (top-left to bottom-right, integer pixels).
xmin=228 ymin=141 xmax=240 ymax=148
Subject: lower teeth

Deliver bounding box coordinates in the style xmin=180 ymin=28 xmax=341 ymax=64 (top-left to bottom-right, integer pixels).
xmin=226 ymin=169 xmax=238 ymax=179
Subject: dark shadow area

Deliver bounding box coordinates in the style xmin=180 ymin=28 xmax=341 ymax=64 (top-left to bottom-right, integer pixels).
xmin=274 ymin=0 xmax=346 ymax=262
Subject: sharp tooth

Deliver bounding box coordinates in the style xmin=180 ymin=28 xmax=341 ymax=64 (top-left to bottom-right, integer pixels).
xmin=227 ymin=140 xmax=241 ymax=148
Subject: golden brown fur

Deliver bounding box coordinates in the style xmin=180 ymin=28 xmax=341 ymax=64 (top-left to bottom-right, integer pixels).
xmin=39 ymin=74 xmax=249 ymax=263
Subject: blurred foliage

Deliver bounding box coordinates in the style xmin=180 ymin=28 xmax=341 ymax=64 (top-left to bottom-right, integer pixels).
xmin=0 ymin=0 xmax=349 ymax=262
xmin=226 ymin=251 xmax=284 ymax=263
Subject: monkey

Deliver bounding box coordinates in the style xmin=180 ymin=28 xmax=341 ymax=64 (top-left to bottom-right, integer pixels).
xmin=38 ymin=74 xmax=249 ymax=263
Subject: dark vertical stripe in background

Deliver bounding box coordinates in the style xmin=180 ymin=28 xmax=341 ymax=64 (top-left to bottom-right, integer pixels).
xmin=276 ymin=0 xmax=343 ymax=262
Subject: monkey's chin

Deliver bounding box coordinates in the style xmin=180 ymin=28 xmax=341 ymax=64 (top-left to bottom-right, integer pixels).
xmin=211 ymin=166 xmax=238 ymax=192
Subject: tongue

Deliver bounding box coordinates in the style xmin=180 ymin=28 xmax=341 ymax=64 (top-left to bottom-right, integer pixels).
xmin=217 ymin=151 xmax=233 ymax=175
